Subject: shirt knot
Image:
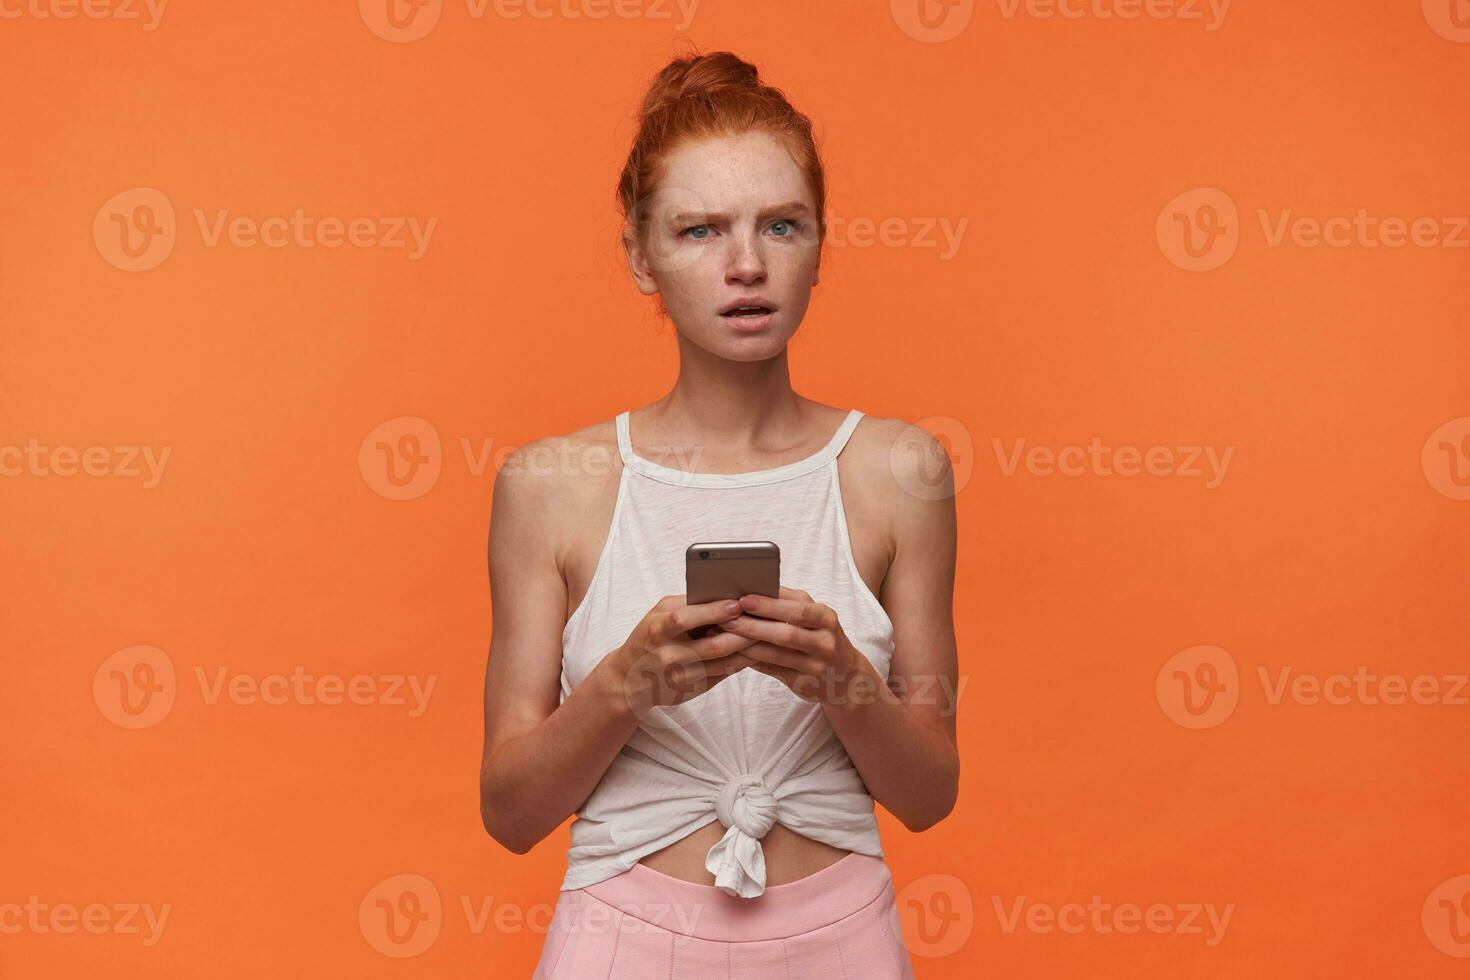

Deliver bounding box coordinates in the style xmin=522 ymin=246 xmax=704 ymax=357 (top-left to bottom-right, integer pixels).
xmin=715 ymin=773 xmax=777 ymax=840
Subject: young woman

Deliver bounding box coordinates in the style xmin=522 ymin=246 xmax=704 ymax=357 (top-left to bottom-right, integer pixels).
xmin=480 ymin=49 xmax=960 ymax=979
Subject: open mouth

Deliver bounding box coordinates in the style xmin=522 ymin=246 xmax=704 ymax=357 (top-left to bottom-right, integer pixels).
xmin=720 ymin=306 xmax=774 ymax=318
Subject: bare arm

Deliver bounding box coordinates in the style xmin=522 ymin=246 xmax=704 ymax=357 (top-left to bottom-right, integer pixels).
xmin=477 ymin=445 xmax=638 ymax=853
xmin=820 ymin=427 xmax=960 ymax=831
xmin=478 ymin=441 xmax=757 ymax=853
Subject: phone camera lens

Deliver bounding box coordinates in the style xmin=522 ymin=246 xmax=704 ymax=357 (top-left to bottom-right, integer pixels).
xmin=699 ymin=550 xmax=709 ymax=559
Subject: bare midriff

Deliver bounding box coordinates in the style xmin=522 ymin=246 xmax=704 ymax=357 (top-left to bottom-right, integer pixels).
xmin=637 ymin=821 xmax=853 ymax=886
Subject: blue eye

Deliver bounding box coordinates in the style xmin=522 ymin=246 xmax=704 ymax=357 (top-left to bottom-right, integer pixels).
xmin=680 ymin=220 xmax=801 ymax=240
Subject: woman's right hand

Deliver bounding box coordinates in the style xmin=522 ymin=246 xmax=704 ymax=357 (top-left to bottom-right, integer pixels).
xmin=604 ymin=595 xmax=759 ymax=718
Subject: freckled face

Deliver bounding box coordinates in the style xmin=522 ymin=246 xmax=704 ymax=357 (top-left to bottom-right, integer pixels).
xmin=628 ymin=131 xmax=823 ymax=359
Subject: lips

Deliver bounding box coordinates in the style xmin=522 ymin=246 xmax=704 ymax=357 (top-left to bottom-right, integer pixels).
xmin=719 ymin=298 xmax=778 ymax=318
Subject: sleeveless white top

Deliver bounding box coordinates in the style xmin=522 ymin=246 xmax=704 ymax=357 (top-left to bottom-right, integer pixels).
xmin=558 ymin=408 xmax=896 ymax=899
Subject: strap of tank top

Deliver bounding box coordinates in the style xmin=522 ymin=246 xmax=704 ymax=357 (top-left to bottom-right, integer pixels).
xmin=822 ymin=409 xmax=864 ymax=463
xmin=617 ymin=410 xmax=862 ymax=460
xmin=614 ymin=411 xmax=633 ymax=466
xmin=615 ymin=408 xmax=863 ymax=487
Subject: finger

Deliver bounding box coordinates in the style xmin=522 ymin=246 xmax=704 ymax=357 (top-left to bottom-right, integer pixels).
xmin=701 ymin=651 xmax=757 ymax=678
xmin=741 ymin=639 xmax=823 ymax=675
xmin=681 ymin=629 xmax=758 ymax=661
xmin=738 ymin=592 xmax=831 ymax=630
xmin=654 ymin=598 xmax=744 ymax=642
xmin=719 ymin=614 xmax=828 ymax=657
xmin=667 ymin=651 xmax=756 ymax=697
xmin=750 ymin=662 xmax=818 ymax=698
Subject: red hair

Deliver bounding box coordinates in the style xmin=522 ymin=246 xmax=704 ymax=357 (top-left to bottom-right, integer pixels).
xmin=616 ymin=49 xmax=827 ymax=249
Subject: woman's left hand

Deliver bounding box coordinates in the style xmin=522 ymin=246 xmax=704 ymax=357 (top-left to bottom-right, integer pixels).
xmin=717 ymin=587 xmax=878 ymax=708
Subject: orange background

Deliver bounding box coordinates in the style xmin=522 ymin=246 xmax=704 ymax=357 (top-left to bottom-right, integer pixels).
xmin=2 ymin=1 xmax=1468 ymax=977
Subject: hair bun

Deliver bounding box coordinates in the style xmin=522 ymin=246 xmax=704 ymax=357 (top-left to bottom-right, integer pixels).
xmin=639 ymin=51 xmax=763 ymax=119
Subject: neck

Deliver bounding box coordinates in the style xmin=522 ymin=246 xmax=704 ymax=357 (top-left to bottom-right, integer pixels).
xmin=650 ymin=335 xmax=808 ymax=447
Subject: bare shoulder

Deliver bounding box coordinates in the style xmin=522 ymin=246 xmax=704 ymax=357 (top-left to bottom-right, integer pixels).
xmin=845 ymin=411 xmax=955 ymax=499
xmin=841 ymin=411 xmax=956 ymax=556
xmin=495 ymin=417 xmax=619 ymax=493
xmin=491 ymin=417 xmax=622 ymax=569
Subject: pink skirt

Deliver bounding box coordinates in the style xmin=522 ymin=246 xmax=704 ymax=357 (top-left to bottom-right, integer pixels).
xmin=532 ymin=853 xmax=916 ymax=979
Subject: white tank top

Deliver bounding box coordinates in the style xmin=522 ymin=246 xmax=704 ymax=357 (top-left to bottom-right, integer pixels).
xmin=558 ymin=407 xmax=896 ymax=899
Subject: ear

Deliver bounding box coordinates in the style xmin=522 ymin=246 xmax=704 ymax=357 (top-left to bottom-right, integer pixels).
xmin=621 ymin=224 xmax=660 ymax=297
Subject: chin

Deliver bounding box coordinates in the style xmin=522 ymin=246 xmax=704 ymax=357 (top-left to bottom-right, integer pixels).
xmin=704 ymin=334 xmax=792 ymax=361
xmin=725 ymin=344 xmax=788 ymax=362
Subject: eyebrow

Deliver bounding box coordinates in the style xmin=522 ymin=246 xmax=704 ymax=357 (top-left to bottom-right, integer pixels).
xmin=666 ymin=201 xmax=811 ymax=225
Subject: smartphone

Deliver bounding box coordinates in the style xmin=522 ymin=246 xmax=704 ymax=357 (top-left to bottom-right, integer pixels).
xmin=684 ymin=541 xmax=780 ymax=639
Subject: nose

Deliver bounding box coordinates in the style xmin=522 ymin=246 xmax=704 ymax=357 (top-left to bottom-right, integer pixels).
xmin=724 ymin=228 xmax=767 ymax=285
